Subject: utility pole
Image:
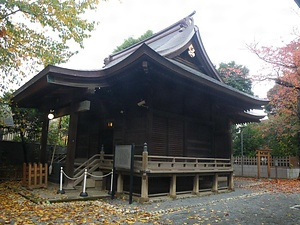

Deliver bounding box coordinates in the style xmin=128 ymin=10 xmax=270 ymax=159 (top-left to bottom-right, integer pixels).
xmin=240 ymin=126 xmax=244 ymax=177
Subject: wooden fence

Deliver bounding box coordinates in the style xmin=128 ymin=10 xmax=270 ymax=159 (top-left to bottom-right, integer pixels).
xmin=22 ymin=163 xmax=48 ymax=189
xmin=234 ymin=156 xmax=298 ymax=167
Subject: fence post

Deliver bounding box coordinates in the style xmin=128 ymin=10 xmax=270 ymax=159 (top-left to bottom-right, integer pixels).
xmin=257 ymin=151 xmax=261 ymax=179
xmin=80 ymin=169 xmax=88 ymax=197
xmin=22 ymin=163 xmax=26 ymax=186
xmin=28 ymin=163 xmax=32 ymax=187
xmin=33 ymin=163 xmax=37 ymax=187
xmin=57 ymin=167 xmax=65 ymax=194
xmin=39 ymin=163 xmax=43 ymax=186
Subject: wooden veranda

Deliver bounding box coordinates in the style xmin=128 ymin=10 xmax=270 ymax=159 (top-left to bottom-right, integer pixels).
xmin=79 ymin=144 xmax=233 ymax=202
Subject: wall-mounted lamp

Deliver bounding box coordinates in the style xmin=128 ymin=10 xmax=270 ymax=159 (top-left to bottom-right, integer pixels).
xmin=48 ymin=110 xmax=54 ymax=120
xmin=137 ymin=100 xmax=146 ymax=107
xmin=137 ymin=100 xmax=149 ymax=109
xmin=107 ymin=122 xmax=113 ymax=127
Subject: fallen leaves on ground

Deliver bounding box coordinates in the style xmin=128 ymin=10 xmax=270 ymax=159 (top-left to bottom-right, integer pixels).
xmin=0 ymin=181 xmax=162 ymax=224
xmin=1 ymin=178 xmax=299 ymax=224
xmin=235 ymin=177 xmax=300 ymax=193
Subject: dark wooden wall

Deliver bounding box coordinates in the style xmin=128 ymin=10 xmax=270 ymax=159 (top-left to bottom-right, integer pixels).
xmin=75 ymin=69 xmax=232 ymax=159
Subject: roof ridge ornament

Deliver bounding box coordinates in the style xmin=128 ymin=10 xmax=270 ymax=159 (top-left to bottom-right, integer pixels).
xmin=179 ymin=11 xmax=196 ymax=32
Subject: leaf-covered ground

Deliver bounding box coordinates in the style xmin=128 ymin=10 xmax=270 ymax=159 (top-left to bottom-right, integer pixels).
xmin=0 ymin=182 xmax=161 ymax=224
xmin=0 ymin=178 xmax=299 ymax=224
xmin=235 ymin=177 xmax=300 ymax=193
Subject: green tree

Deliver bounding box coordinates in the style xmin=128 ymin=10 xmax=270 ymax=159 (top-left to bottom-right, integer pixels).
xmin=217 ymin=61 xmax=254 ymax=95
xmin=48 ymin=116 xmax=69 ymax=146
xmin=113 ymin=30 xmax=153 ymax=53
xmin=0 ymin=0 xmax=100 ymax=92
xmin=1 ymin=91 xmax=43 ymax=162
xmin=232 ymin=123 xmax=265 ymax=157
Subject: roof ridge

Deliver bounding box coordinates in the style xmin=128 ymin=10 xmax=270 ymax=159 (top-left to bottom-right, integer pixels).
xmin=103 ymin=11 xmax=196 ymax=67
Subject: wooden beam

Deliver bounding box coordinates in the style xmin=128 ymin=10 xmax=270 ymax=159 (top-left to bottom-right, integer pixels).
xmin=55 ymin=100 xmax=90 ymax=118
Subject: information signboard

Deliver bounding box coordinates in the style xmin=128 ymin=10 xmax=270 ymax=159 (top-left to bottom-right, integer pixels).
xmin=114 ymin=145 xmax=132 ymax=169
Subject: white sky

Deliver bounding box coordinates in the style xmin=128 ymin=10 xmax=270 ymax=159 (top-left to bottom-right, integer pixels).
xmin=61 ymin=0 xmax=300 ymax=98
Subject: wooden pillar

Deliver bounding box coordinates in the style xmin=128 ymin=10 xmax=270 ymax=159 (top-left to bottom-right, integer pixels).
xmin=140 ymin=143 xmax=149 ymax=202
xmin=40 ymin=115 xmax=49 ymax=163
xmin=117 ymin=174 xmax=123 ymax=194
xmin=64 ymin=112 xmax=78 ymax=188
xmin=140 ymin=173 xmax=149 ymax=202
xmin=212 ymin=174 xmax=218 ymax=192
xmin=228 ymin=172 xmax=234 ymax=190
xmin=192 ymin=174 xmax=199 ymax=194
xmin=169 ymin=175 xmax=176 ymax=198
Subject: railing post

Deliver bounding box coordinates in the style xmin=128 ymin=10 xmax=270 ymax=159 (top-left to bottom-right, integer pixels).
xmin=142 ymin=143 xmax=148 ymax=171
xmin=80 ymin=169 xmax=88 ymax=197
xmin=110 ymin=168 xmax=114 ymax=195
xmin=141 ymin=143 xmax=149 ymax=202
xmin=57 ymin=167 xmax=65 ymax=194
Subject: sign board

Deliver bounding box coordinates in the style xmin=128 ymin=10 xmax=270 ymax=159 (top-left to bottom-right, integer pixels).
xmin=114 ymin=145 xmax=132 ymax=170
xmin=112 ymin=144 xmax=135 ymax=204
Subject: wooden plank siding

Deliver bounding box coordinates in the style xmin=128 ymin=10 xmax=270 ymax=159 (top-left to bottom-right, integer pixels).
xmin=149 ymin=112 xmax=214 ymax=158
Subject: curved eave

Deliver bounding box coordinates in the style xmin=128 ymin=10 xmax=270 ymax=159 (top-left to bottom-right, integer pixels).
xmin=231 ymin=111 xmax=266 ymax=124
xmin=165 ymin=57 xmax=269 ymax=108
xmin=13 ymin=43 xmax=268 ymax=110
xmin=193 ymin=27 xmax=224 ymax=82
xmin=12 ymin=65 xmax=102 ymax=106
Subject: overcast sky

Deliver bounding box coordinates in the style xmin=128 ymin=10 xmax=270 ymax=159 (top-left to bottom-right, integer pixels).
xmin=62 ymin=0 xmax=300 ymax=98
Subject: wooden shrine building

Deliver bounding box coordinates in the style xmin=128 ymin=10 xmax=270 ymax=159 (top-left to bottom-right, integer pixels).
xmin=12 ymin=12 xmax=268 ymax=201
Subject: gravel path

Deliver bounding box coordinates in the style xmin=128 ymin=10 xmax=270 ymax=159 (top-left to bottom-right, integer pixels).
xmin=106 ymin=179 xmax=300 ymax=225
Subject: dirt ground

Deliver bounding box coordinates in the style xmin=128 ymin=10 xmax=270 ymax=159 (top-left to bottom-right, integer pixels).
xmin=0 ymin=177 xmax=299 ymax=224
